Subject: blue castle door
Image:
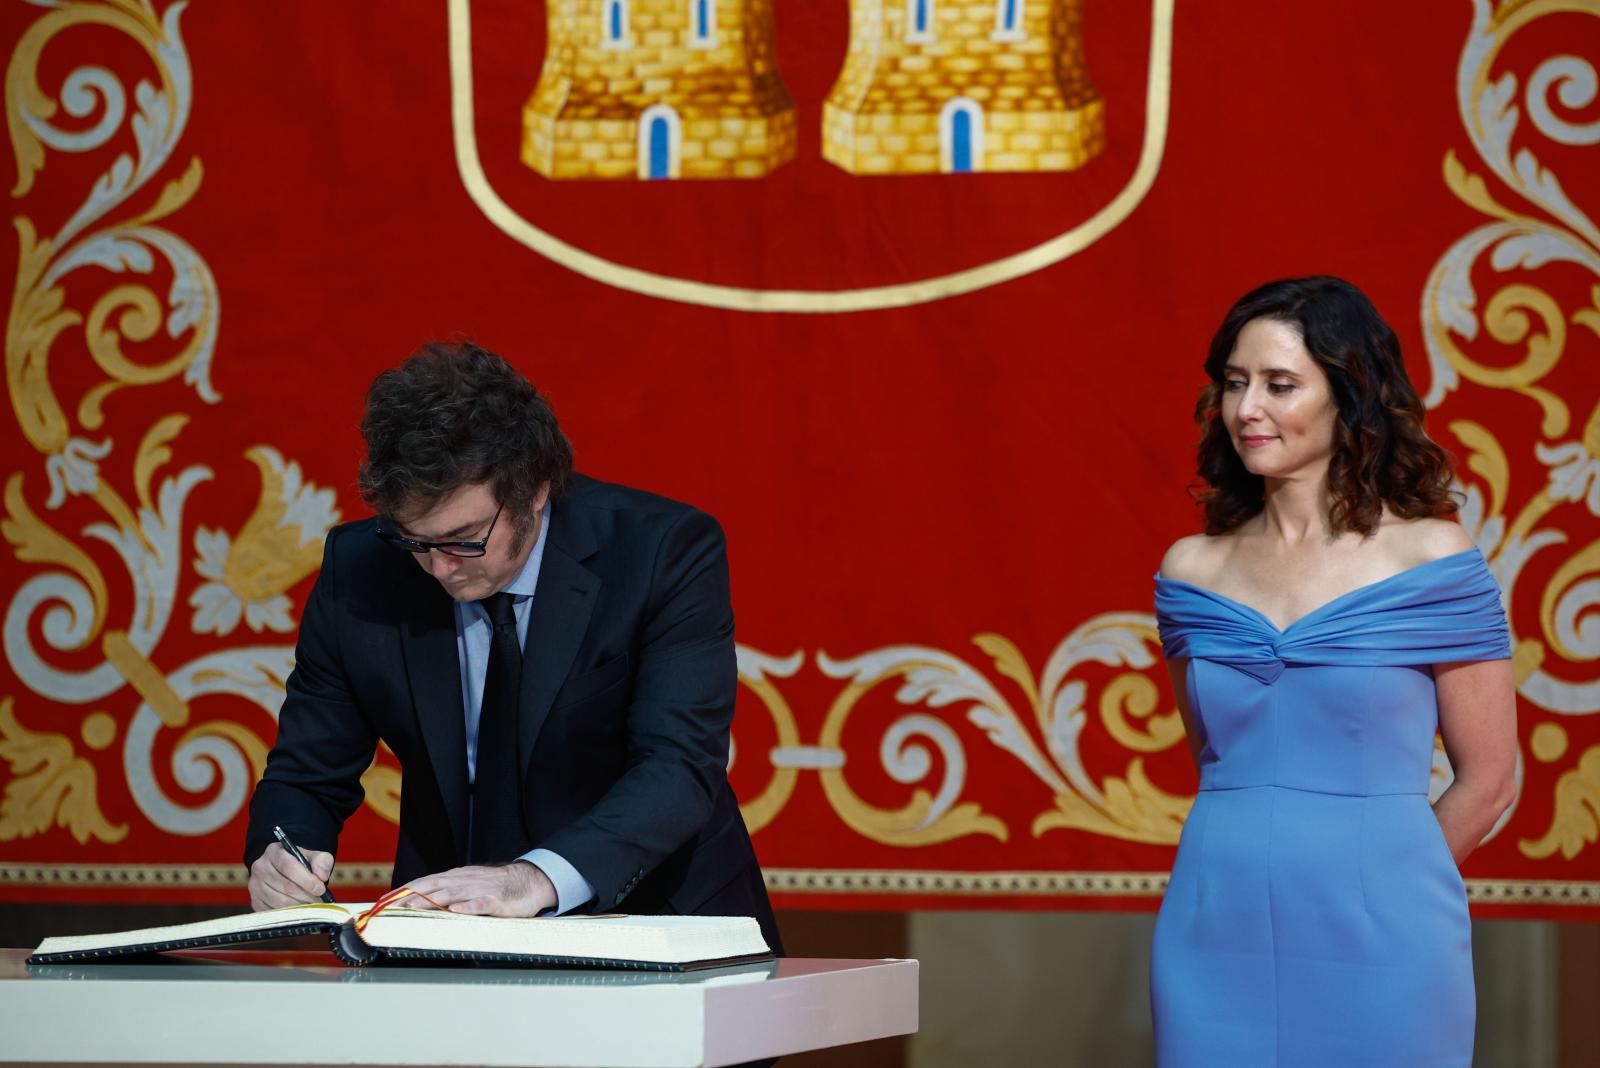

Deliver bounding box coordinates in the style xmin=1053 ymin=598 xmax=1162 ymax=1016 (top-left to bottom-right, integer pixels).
xmin=951 ymin=109 xmax=974 ymax=173
xmin=647 ymin=116 xmax=671 ymax=180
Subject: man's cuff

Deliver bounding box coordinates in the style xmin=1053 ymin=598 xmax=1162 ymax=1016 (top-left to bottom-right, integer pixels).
xmin=521 ymin=848 xmax=594 ymax=915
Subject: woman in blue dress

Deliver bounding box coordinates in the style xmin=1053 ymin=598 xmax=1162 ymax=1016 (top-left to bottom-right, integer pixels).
xmin=1150 ymin=276 xmax=1518 ymax=1067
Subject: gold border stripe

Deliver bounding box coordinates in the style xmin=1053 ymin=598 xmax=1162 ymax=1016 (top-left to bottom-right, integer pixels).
xmin=4 ymin=865 xmax=1595 ymax=906
xmin=764 ymin=869 xmax=1171 ymax=897
xmin=1462 ymin=880 xmax=1600 ymax=906
xmin=763 ymin=870 xmax=1600 ymax=905
xmin=0 ymin=865 xmax=392 ymax=889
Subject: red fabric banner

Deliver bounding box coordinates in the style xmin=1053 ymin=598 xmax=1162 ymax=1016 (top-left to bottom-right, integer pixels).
xmin=2 ymin=0 xmax=1597 ymax=916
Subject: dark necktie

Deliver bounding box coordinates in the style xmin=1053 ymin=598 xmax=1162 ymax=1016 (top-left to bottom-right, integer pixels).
xmin=469 ymin=591 xmax=527 ymax=864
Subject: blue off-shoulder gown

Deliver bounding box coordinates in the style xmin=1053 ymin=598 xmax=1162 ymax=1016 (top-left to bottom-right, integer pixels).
xmin=1150 ymin=549 xmax=1511 ymax=1067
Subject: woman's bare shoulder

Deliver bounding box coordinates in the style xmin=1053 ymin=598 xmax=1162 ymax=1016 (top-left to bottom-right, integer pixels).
xmin=1382 ymin=516 xmax=1475 ymax=568
xmin=1159 ymin=533 xmax=1228 ymax=585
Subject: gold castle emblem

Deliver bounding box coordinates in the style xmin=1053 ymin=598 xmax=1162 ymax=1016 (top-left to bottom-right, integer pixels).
xmin=825 ymin=0 xmax=1104 ymax=174
xmin=522 ymin=0 xmax=1103 ymax=180
xmin=522 ymin=0 xmax=797 ymax=180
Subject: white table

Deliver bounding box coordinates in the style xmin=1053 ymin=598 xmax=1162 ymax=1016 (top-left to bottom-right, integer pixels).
xmin=0 ymin=949 xmax=918 ymax=1067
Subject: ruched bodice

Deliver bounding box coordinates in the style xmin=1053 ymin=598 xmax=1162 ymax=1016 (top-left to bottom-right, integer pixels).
xmin=1153 ymin=550 xmax=1510 ymax=799
xmin=1149 ymin=548 xmax=1511 ymax=1068
xmin=1154 ymin=548 xmax=1510 ymax=683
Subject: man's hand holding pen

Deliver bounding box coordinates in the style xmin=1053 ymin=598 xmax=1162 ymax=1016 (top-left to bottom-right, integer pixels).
xmin=248 ymin=829 xmax=335 ymax=912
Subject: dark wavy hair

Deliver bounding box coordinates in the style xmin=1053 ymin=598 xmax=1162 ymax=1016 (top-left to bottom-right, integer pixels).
xmin=358 ymin=341 xmax=574 ymax=543
xmin=1193 ymin=276 xmax=1458 ymax=536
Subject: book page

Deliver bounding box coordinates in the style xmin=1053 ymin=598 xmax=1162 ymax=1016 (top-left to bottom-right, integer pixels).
xmin=359 ymin=911 xmax=770 ymax=964
xmin=31 ymin=901 xmax=371 ymax=958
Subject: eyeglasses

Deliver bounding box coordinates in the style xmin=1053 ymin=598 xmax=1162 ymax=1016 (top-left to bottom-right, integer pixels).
xmin=376 ymin=504 xmax=502 ymax=557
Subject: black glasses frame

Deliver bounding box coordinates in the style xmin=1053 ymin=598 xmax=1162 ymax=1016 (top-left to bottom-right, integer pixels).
xmin=376 ymin=504 xmax=503 ymax=557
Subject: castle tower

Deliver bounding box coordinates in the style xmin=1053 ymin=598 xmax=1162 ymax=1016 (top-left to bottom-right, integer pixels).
xmin=523 ymin=0 xmax=796 ymax=180
xmin=823 ymin=0 xmax=1105 ymax=175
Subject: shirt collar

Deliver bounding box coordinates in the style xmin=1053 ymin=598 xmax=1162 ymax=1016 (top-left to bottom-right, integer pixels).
xmin=502 ymin=503 xmax=550 ymax=600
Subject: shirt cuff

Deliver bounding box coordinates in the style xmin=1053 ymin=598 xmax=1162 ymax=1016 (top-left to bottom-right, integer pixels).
xmin=521 ymin=848 xmax=594 ymax=915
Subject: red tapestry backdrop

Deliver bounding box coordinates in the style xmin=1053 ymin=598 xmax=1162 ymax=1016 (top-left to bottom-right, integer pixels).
xmin=2 ymin=0 xmax=1598 ymax=916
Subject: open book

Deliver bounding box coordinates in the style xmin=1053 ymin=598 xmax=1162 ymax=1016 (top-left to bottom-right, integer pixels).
xmin=27 ymin=902 xmax=774 ymax=971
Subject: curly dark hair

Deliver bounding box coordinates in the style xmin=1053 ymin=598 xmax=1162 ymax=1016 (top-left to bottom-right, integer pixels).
xmin=1192 ymin=276 xmax=1458 ymax=536
xmin=358 ymin=341 xmax=574 ymax=542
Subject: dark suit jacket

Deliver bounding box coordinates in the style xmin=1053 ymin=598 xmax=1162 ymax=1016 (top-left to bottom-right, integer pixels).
xmin=244 ymin=475 xmax=780 ymax=953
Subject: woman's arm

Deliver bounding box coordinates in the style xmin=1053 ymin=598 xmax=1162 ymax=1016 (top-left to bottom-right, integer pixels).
xmin=1433 ymin=658 xmax=1518 ymax=865
xmin=1158 ymin=535 xmax=1214 ymax=772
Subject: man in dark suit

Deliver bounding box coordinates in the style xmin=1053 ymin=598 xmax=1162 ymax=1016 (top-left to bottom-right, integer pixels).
xmin=244 ymin=341 xmax=779 ymax=954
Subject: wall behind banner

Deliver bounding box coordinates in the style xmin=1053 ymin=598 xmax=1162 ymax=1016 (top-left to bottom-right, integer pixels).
xmin=2 ymin=0 xmax=1598 ymax=923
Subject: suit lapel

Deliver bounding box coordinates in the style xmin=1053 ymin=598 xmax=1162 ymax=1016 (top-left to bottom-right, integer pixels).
xmin=518 ymin=500 xmax=600 ymax=775
xmin=398 ymin=569 xmax=469 ymax=864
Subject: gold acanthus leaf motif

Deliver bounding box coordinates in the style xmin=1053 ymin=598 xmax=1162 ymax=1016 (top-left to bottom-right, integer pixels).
xmin=223 ymin=447 xmax=333 ymax=604
xmin=1449 ymin=419 xmax=1511 ymax=523
xmin=6 ymin=0 xmax=172 ymax=198
xmin=127 ymin=156 xmax=204 ymax=229
xmin=1032 ymin=758 xmax=1191 ymax=845
xmin=132 ymin=413 xmax=188 ymax=516
xmin=816 ymin=774 xmax=1009 ymax=847
xmin=1 ymin=473 xmax=109 ymax=645
xmin=1442 ymin=150 xmax=1524 ymax=227
xmin=1519 ymin=745 xmax=1600 ymax=860
xmin=1576 ymin=285 xmax=1600 ymax=342
xmin=7 ymin=219 xmax=77 ymax=455
xmin=1539 ymin=540 xmax=1600 ymax=664
xmin=80 ymin=284 xmax=172 ymax=429
xmin=1480 ymin=284 xmax=1571 ymax=439
xmin=1100 ymin=672 xmax=1186 ymax=754
xmin=8 ymin=4 xmax=209 ymax=448
xmin=734 ymin=650 xmax=804 ymax=837
xmin=815 ymin=659 xmax=1011 ymax=847
xmin=973 ymin=633 xmax=1042 ymax=715
xmin=0 ymin=697 xmax=127 ymax=845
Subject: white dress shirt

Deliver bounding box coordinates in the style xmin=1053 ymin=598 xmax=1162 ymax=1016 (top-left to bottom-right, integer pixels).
xmin=453 ymin=504 xmax=594 ymax=913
